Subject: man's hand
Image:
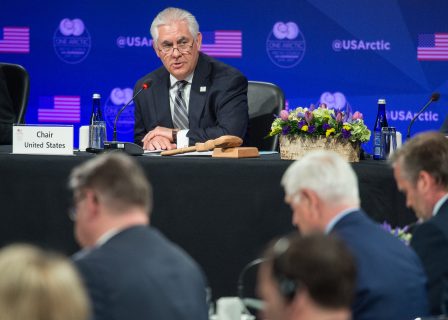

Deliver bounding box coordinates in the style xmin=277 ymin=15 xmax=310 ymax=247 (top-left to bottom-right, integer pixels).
xmin=143 ymin=126 xmax=176 ymax=143
xmin=142 ymin=135 xmax=176 ymax=151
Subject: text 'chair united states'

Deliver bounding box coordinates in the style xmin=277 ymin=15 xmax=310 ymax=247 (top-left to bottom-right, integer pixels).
xmin=0 ymin=62 xmax=29 ymax=124
xmin=247 ymin=81 xmax=284 ymax=151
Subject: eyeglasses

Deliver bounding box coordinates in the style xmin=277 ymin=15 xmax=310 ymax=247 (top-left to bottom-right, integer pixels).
xmin=68 ymin=192 xmax=85 ymax=222
xmin=157 ymin=40 xmax=194 ymax=55
xmin=68 ymin=206 xmax=77 ymax=221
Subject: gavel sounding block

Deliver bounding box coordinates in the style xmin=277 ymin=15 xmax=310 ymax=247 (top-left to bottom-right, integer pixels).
xmin=212 ymin=147 xmax=259 ymax=158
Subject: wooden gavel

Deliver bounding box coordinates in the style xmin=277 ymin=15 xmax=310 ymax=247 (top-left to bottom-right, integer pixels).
xmin=160 ymin=135 xmax=243 ymax=156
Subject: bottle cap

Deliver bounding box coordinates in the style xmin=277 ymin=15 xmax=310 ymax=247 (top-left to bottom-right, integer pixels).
xmin=378 ymin=99 xmax=386 ymax=104
xmin=92 ymin=93 xmax=101 ymax=99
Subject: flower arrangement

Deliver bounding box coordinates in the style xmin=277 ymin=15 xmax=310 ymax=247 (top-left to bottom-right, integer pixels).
xmin=268 ymin=104 xmax=371 ymax=143
xmin=381 ymin=222 xmax=412 ymax=245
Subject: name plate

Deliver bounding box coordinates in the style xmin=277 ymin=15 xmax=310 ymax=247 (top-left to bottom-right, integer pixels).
xmin=12 ymin=125 xmax=74 ymax=155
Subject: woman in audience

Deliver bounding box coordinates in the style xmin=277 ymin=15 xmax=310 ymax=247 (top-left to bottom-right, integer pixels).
xmin=0 ymin=244 xmax=90 ymax=320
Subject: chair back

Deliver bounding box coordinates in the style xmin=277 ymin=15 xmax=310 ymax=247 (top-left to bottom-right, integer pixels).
xmin=247 ymin=81 xmax=284 ymax=151
xmin=0 ymin=62 xmax=29 ymax=124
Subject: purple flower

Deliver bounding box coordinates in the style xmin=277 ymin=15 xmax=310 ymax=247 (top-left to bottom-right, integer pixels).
xmin=298 ymin=120 xmax=307 ymax=129
xmin=282 ymin=126 xmax=291 ymax=135
xmin=309 ymin=104 xmax=316 ymax=111
xmin=336 ymin=112 xmax=343 ymax=123
xmin=308 ymin=125 xmax=316 ymax=133
xmin=341 ymin=128 xmax=352 ymax=139
xmin=319 ymin=103 xmax=328 ymax=109
xmin=304 ymin=111 xmax=313 ymax=124
xmin=352 ymin=111 xmax=363 ymax=120
xmin=381 ymin=222 xmax=392 ymax=232
xmin=322 ymin=123 xmax=331 ymax=131
xmin=297 ymin=112 xmax=305 ymax=118
xmin=280 ymin=110 xmax=289 ymax=121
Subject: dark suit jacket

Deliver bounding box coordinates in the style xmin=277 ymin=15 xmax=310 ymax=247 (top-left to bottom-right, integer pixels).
xmin=411 ymin=199 xmax=448 ymax=315
xmin=332 ymin=210 xmax=429 ymax=320
xmin=134 ymin=52 xmax=248 ymax=145
xmin=0 ymin=68 xmax=15 ymax=145
xmin=73 ymin=226 xmax=209 ymax=320
xmin=440 ymin=116 xmax=448 ymax=135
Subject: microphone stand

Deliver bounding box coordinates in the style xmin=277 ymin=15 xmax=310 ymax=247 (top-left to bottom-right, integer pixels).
xmin=104 ymin=81 xmax=151 ymax=155
xmin=406 ymin=93 xmax=440 ymax=139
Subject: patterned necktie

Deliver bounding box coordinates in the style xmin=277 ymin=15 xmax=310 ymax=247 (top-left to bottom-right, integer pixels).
xmin=172 ymin=80 xmax=189 ymax=129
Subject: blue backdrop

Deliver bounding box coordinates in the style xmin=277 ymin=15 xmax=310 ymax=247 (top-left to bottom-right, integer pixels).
xmin=1 ymin=0 xmax=447 ymax=152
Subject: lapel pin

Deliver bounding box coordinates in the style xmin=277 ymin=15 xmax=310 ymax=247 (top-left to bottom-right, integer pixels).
xmin=200 ymin=86 xmax=207 ymax=93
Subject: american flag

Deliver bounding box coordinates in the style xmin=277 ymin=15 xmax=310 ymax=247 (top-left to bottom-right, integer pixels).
xmin=201 ymin=30 xmax=242 ymax=58
xmin=417 ymin=33 xmax=448 ymax=61
xmin=38 ymin=96 xmax=81 ymax=123
xmin=0 ymin=27 xmax=30 ymax=53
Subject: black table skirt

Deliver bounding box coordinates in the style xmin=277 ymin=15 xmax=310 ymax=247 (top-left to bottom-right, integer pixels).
xmin=0 ymin=146 xmax=414 ymax=298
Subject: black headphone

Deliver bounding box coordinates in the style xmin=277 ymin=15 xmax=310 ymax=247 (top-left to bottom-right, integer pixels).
xmin=271 ymin=237 xmax=301 ymax=301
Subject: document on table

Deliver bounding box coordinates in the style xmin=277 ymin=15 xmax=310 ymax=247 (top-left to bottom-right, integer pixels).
xmin=143 ymin=150 xmax=213 ymax=156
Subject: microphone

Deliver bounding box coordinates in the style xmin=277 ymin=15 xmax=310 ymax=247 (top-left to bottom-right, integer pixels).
xmin=104 ymin=80 xmax=152 ymax=155
xmin=406 ymin=92 xmax=440 ymax=139
xmin=237 ymin=257 xmax=266 ymax=315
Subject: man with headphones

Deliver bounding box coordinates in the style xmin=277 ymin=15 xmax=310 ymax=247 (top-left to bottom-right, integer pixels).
xmin=280 ymin=150 xmax=429 ymax=319
xmin=257 ymin=233 xmax=356 ymax=320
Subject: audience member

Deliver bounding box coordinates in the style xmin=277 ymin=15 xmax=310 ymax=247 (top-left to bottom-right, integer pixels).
xmin=0 ymin=67 xmax=15 ymax=144
xmin=134 ymin=7 xmax=248 ymax=150
xmin=440 ymin=116 xmax=448 ymax=135
xmin=391 ymin=131 xmax=448 ymax=315
xmin=69 ymin=152 xmax=209 ymax=320
xmin=0 ymin=244 xmax=90 ymax=320
xmin=281 ymin=150 xmax=429 ymax=319
xmin=257 ymin=233 xmax=356 ymax=320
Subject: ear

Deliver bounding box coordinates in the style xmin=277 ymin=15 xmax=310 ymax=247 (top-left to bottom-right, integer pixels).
xmin=84 ymin=190 xmax=100 ymax=220
xmin=417 ymin=171 xmax=435 ymax=193
xmin=300 ymin=189 xmax=320 ymax=212
xmin=153 ymin=42 xmax=161 ymax=59
xmin=195 ymin=32 xmax=202 ymax=50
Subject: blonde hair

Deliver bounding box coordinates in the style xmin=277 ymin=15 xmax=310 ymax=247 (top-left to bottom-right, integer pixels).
xmin=0 ymin=244 xmax=90 ymax=320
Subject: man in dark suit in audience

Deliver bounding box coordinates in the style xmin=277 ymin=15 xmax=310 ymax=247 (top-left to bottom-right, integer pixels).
xmin=257 ymin=233 xmax=356 ymax=320
xmin=70 ymin=152 xmax=209 ymax=320
xmin=281 ymin=150 xmax=429 ymax=320
xmin=134 ymin=7 xmax=248 ymax=150
xmin=391 ymin=131 xmax=448 ymax=315
xmin=440 ymin=116 xmax=448 ymax=135
xmin=0 ymin=68 xmax=15 ymax=144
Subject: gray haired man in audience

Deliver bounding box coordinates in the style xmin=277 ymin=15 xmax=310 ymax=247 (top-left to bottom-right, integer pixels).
xmin=391 ymin=131 xmax=448 ymax=315
xmin=69 ymin=152 xmax=208 ymax=320
xmin=281 ymin=150 xmax=429 ymax=319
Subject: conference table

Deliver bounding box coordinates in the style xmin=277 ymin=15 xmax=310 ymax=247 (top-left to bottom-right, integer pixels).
xmin=0 ymin=146 xmax=415 ymax=299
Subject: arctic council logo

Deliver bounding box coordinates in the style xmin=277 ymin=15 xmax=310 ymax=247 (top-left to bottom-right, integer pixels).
xmin=266 ymin=22 xmax=305 ymax=68
xmin=104 ymin=87 xmax=135 ymax=134
xmin=54 ymin=18 xmax=91 ymax=64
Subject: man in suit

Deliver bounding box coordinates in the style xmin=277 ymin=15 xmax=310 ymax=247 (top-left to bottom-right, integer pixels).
xmin=281 ymin=150 xmax=429 ymax=320
xmin=70 ymin=152 xmax=209 ymax=320
xmin=440 ymin=116 xmax=448 ymax=135
xmin=0 ymin=67 xmax=15 ymax=144
xmin=257 ymin=233 xmax=356 ymax=320
xmin=391 ymin=131 xmax=448 ymax=315
xmin=134 ymin=7 xmax=248 ymax=150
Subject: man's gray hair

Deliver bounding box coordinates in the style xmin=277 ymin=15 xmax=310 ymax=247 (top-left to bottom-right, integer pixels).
xmin=150 ymin=7 xmax=199 ymax=43
xmin=69 ymin=152 xmax=152 ymax=215
xmin=281 ymin=150 xmax=360 ymax=206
